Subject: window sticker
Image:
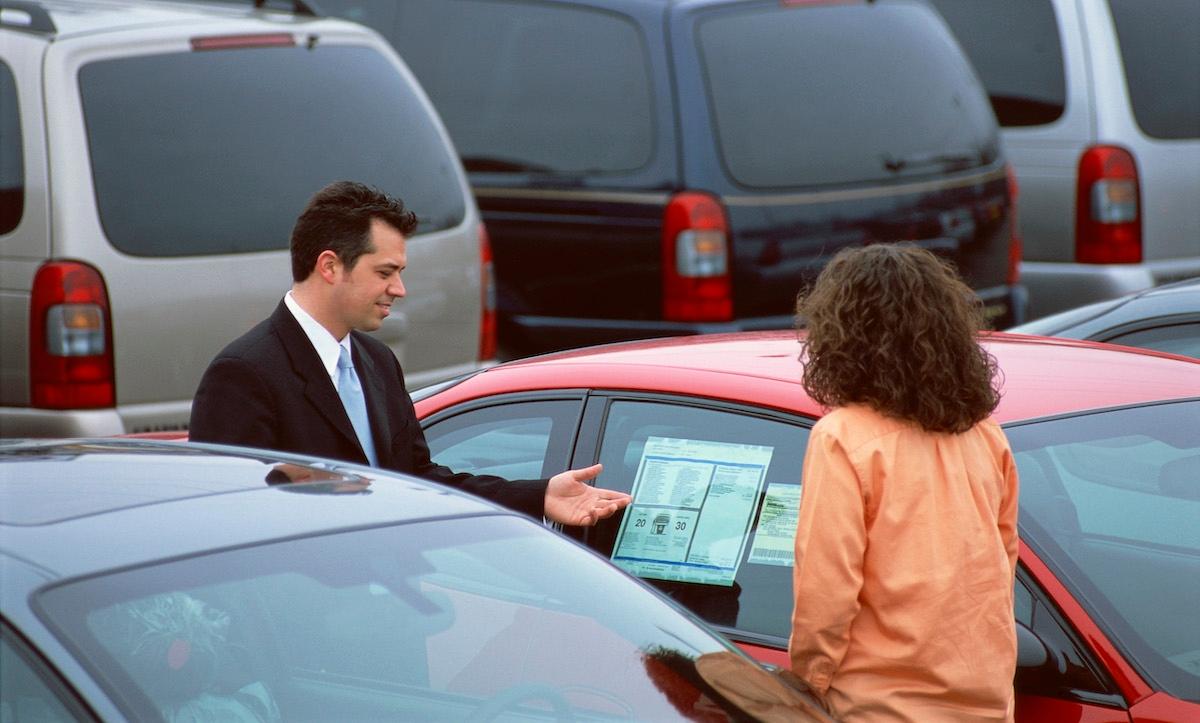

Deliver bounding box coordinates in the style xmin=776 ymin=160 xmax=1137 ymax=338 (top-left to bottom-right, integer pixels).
xmin=747 ymin=483 xmax=801 ymax=567
xmin=611 ymin=436 xmax=772 ymax=586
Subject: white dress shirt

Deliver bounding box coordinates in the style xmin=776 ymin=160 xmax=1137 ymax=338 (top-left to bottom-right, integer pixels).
xmin=283 ymin=290 xmax=352 ymax=392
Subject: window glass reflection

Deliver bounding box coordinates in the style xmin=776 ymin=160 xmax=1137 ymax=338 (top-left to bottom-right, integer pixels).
xmin=39 ymin=516 xmax=765 ymax=721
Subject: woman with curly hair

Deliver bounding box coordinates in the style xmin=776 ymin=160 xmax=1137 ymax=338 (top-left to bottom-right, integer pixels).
xmin=788 ymin=244 xmax=1019 ymax=722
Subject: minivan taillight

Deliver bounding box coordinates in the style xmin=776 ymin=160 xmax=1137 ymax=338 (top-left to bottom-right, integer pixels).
xmin=29 ymin=261 xmax=115 ymax=409
xmin=1076 ymin=145 xmax=1141 ymax=264
xmin=478 ymin=224 xmax=497 ymax=361
xmin=1006 ymin=164 xmax=1022 ymax=285
xmin=662 ymin=192 xmax=732 ymax=322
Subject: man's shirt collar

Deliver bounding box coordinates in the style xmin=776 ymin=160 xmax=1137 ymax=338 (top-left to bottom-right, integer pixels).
xmin=283 ymin=290 xmax=351 ymax=388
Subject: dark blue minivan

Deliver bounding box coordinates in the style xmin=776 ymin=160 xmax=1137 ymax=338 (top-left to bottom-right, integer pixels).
xmin=322 ymin=0 xmax=1026 ymax=358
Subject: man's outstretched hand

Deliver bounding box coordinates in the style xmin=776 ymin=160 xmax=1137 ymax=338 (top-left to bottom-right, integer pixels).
xmin=544 ymin=463 xmax=631 ymax=526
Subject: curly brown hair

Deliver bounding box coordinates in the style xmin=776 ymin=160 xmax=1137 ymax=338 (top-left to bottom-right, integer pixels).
xmin=796 ymin=244 xmax=1000 ymax=433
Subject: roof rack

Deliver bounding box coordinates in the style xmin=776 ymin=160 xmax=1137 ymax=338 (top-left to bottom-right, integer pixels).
xmin=253 ymin=0 xmax=319 ymax=17
xmin=0 ymin=1 xmax=55 ymax=34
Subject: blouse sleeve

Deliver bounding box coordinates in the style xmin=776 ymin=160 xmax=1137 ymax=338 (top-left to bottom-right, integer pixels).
xmin=998 ymin=443 xmax=1020 ymax=576
xmin=788 ymin=425 xmax=867 ymax=694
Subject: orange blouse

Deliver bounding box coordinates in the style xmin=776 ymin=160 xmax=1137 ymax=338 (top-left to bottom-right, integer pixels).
xmin=789 ymin=404 xmax=1019 ymax=722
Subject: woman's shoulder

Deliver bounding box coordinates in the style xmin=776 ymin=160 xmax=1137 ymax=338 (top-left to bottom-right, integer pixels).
xmin=971 ymin=416 xmax=1012 ymax=450
xmin=813 ymin=404 xmax=910 ymax=444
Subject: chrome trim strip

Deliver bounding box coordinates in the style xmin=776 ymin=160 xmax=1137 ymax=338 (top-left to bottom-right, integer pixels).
xmin=722 ymin=167 xmax=1008 ymax=207
xmin=473 ymin=187 xmax=671 ymax=204
xmin=476 ymin=166 xmax=1006 ymax=207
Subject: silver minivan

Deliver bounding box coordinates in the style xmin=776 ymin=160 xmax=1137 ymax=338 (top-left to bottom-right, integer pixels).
xmin=928 ymin=0 xmax=1200 ymax=319
xmin=0 ymin=0 xmax=493 ymax=437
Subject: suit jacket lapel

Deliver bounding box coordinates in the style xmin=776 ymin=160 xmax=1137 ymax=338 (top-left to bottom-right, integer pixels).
xmin=351 ymin=334 xmax=392 ymax=467
xmin=269 ymin=302 xmax=363 ymax=456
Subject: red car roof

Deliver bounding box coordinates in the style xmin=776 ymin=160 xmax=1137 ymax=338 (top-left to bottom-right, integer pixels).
xmin=417 ymin=331 xmax=1200 ymax=423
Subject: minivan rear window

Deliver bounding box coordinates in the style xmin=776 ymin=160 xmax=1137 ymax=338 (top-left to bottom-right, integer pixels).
xmin=697 ymin=0 xmax=999 ymax=189
xmin=1108 ymin=0 xmax=1200 ymax=140
xmin=384 ymin=0 xmax=654 ymax=175
xmin=79 ymin=45 xmax=465 ymax=257
xmin=0 ymin=61 xmax=22 ymax=235
xmin=924 ymin=0 xmax=1066 ymax=127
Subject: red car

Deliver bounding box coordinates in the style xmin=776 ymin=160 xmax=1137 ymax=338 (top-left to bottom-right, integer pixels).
xmin=414 ymin=331 xmax=1200 ymax=721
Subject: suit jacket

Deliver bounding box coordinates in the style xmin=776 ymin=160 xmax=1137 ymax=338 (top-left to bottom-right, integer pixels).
xmin=190 ymin=301 xmax=547 ymax=518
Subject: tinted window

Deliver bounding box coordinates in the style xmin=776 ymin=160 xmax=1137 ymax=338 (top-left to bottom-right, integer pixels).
xmin=587 ymin=399 xmax=810 ymax=644
xmin=925 ymin=0 xmax=1066 ymax=127
xmin=1109 ymin=0 xmax=1200 ymax=140
xmin=0 ymin=60 xmax=22 ymax=234
xmin=1007 ymin=400 xmax=1200 ymax=701
xmin=79 ymin=45 xmax=464 ymax=257
xmin=1105 ymin=323 xmax=1200 ymax=360
xmin=424 ymin=399 xmax=581 ymax=479
xmin=697 ymin=0 xmax=999 ymax=188
xmin=37 ymin=516 xmax=764 ymax=721
xmin=0 ymin=628 xmax=87 ymax=722
xmin=380 ymin=0 xmax=654 ymax=174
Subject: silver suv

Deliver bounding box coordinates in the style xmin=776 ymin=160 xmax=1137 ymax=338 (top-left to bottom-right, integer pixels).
xmin=0 ymin=0 xmax=494 ymax=437
xmin=927 ymin=0 xmax=1200 ymax=319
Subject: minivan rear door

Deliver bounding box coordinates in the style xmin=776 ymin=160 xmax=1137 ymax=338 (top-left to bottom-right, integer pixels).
xmin=45 ymin=20 xmax=478 ymax=432
xmin=675 ymin=0 xmax=1019 ymax=326
xmin=383 ymin=0 xmax=681 ymax=358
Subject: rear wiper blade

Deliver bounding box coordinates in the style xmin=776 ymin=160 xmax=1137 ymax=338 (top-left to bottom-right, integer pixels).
xmin=882 ymin=150 xmax=981 ymax=173
xmin=460 ymin=155 xmax=554 ymax=173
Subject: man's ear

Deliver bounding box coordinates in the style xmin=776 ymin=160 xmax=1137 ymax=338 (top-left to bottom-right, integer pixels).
xmin=315 ymin=250 xmax=342 ymax=283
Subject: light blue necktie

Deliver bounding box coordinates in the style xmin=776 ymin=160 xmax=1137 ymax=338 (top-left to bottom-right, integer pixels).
xmin=337 ymin=345 xmax=378 ymax=466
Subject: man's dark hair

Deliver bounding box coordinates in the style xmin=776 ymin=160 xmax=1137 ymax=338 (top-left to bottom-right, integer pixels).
xmin=290 ymin=181 xmax=418 ymax=281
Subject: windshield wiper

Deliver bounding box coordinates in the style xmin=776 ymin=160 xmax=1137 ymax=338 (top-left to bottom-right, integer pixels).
xmin=882 ymin=150 xmax=982 ymax=173
xmin=460 ymin=155 xmax=555 ymax=173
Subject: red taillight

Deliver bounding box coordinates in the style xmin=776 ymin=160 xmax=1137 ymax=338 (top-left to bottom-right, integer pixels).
xmin=29 ymin=261 xmax=115 ymax=409
xmin=1006 ymin=164 xmax=1022 ymax=285
xmin=478 ymin=224 xmax=497 ymax=361
xmin=190 ymin=33 xmax=296 ymax=51
xmin=1076 ymin=145 xmax=1141 ymax=264
xmin=661 ymin=192 xmax=732 ymax=322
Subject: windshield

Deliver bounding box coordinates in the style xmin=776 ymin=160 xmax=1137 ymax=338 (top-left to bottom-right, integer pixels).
xmin=383 ymin=0 xmax=655 ymax=175
xmin=1006 ymin=399 xmax=1200 ymax=702
xmin=79 ymin=44 xmax=464 ymax=257
xmin=922 ymin=0 xmax=1066 ymax=128
xmin=1108 ymin=0 xmax=1200 ymax=140
xmin=696 ymin=0 xmax=999 ymax=188
xmin=36 ymin=515 xmax=819 ymax=720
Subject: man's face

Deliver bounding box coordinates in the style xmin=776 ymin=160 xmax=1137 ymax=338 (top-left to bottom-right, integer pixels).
xmin=331 ymin=218 xmax=407 ymax=335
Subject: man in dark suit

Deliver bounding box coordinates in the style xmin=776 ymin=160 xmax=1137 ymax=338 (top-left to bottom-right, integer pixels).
xmin=190 ymin=181 xmax=630 ymax=525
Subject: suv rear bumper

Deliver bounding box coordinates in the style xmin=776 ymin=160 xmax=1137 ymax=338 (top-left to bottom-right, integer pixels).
xmin=0 ymin=400 xmax=191 ymax=438
xmin=0 ymin=407 xmax=127 ymax=438
xmin=499 ymin=313 xmax=796 ymax=359
xmin=1021 ymin=258 xmax=1200 ymax=320
xmin=1 ymin=358 xmax=492 ymax=438
xmin=977 ymin=283 xmax=1027 ymax=329
xmin=500 ymin=283 xmax=1027 ymax=359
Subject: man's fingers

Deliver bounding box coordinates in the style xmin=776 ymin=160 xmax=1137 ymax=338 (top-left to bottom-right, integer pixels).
xmin=590 ymin=498 xmax=626 ymax=522
xmin=570 ymin=463 xmax=604 ymax=482
xmin=597 ymin=489 xmax=631 ymax=502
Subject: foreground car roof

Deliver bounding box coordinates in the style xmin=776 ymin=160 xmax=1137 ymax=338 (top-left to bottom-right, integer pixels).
xmin=421 ymin=331 xmax=1200 ymax=423
xmin=0 ymin=439 xmax=500 ymax=579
